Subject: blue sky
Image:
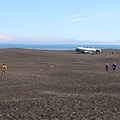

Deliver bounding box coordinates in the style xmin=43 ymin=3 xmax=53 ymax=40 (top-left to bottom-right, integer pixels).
xmin=0 ymin=0 xmax=120 ymax=44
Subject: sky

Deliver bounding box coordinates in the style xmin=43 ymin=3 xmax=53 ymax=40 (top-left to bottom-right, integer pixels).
xmin=0 ymin=0 xmax=120 ymax=44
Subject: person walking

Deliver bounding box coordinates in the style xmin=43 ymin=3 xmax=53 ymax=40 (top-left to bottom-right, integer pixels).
xmin=2 ymin=64 xmax=7 ymax=75
xmin=111 ymin=63 xmax=117 ymax=73
xmin=106 ymin=63 xmax=109 ymax=72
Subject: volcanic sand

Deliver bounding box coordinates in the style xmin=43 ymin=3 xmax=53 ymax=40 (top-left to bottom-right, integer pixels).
xmin=0 ymin=48 xmax=120 ymax=119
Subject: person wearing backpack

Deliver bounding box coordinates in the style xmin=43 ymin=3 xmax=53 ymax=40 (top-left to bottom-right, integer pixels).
xmin=111 ymin=63 xmax=117 ymax=73
xmin=2 ymin=64 xmax=7 ymax=75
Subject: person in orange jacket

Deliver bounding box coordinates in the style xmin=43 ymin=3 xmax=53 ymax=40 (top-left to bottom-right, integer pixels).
xmin=2 ymin=64 xmax=7 ymax=75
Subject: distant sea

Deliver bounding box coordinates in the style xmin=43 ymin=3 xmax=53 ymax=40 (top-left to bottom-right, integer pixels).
xmin=0 ymin=44 xmax=120 ymax=50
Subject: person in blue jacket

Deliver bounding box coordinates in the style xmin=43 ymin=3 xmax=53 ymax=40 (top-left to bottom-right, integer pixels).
xmin=111 ymin=63 xmax=117 ymax=73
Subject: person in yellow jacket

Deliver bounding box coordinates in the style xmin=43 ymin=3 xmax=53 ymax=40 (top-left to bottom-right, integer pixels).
xmin=2 ymin=64 xmax=7 ymax=75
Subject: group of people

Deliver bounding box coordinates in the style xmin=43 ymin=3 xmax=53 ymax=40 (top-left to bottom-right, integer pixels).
xmin=106 ymin=62 xmax=117 ymax=73
xmin=1 ymin=62 xmax=117 ymax=76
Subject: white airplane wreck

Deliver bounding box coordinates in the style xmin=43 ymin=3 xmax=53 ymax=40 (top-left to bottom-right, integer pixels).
xmin=76 ymin=46 xmax=101 ymax=54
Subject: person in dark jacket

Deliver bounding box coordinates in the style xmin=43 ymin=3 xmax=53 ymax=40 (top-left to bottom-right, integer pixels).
xmin=106 ymin=63 xmax=109 ymax=72
xmin=111 ymin=63 xmax=117 ymax=73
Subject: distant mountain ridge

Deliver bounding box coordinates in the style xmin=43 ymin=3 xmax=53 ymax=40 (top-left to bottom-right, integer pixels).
xmin=0 ymin=34 xmax=81 ymax=44
xmin=0 ymin=34 xmax=119 ymax=45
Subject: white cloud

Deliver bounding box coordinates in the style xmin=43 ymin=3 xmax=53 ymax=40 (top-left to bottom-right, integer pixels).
xmin=45 ymin=14 xmax=56 ymax=17
xmin=70 ymin=14 xmax=83 ymax=18
xmin=69 ymin=18 xmax=86 ymax=22
xmin=67 ymin=14 xmax=86 ymax=22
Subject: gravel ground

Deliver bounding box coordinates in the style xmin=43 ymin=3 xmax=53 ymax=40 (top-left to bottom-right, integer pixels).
xmin=0 ymin=48 xmax=120 ymax=120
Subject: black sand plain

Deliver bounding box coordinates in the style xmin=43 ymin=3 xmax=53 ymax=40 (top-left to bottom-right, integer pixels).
xmin=0 ymin=48 xmax=120 ymax=120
